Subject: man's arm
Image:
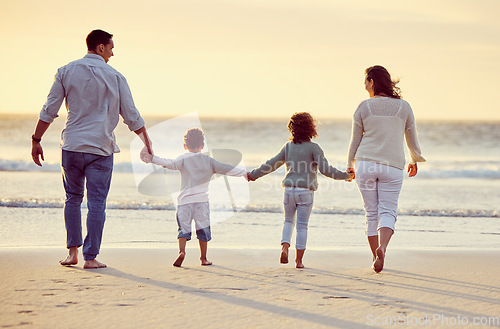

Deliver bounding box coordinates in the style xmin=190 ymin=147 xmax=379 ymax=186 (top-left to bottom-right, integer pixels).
xmin=134 ymin=126 xmax=153 ymax=155
xmin=32 ymin=68 xmax=65 ymax=166
xmin=31 ymin=119 xmax=51 ymax=166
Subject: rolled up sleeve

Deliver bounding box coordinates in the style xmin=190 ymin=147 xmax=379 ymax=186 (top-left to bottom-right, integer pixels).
xmin=118 ymin=75 xmax=145 ymax=131
xmin=39 ymin=70 xmax=65 ymax=123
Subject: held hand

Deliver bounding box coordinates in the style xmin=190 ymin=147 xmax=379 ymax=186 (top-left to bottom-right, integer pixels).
xmin=407 ymin=163 xmax=418 ymax=177
xmin=140 ymin=146 xmax=153 ymax=163
xmin=346 ymin=167 xmax=355 ymax=181
xmin=31 ymin=141 xmax=44 ymax=167
xmin=247 ymin=172 xmax=256 ymax=182
xmin=134 ymin=127 xmax=154 ymax=155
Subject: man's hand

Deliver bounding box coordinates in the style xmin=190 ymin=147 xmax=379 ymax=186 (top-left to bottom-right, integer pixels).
xmin=140 ymin=146 xmax=153 ymax=163
xmin=134 ymin=126 xmax=154 ymax=155
xmin=31 ymin=141 xmax=44 ymax=166
xmin=31 ymin=119 xmax=51 ymax=167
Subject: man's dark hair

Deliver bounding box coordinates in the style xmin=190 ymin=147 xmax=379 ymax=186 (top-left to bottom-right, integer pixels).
xmin=86 ymin=30 xmax=113 ymax=52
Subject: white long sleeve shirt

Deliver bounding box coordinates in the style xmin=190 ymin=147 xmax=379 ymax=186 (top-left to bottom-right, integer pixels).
xmin=347 ymin=97 xmax=426 ymax=170
xmin=39 ymin=54 xmax=145 ymax=156
xmin=152 ymin=152 xmax=247 ymax=205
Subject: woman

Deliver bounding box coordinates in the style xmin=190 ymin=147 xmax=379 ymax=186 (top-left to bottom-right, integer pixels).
xmin=347 ymin=65 xmax=426 ymax=273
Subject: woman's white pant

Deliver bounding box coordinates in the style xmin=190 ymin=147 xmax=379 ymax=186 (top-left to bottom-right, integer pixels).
xmin=355 ymin=161 xmax=403 ymax=236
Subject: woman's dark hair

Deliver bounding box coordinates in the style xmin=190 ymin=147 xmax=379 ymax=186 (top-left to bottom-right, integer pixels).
xmin=365 ymin=65 xmax=401 ymax=99
xmin=287 ymin=112 xmax=318 ymax=144
xmin=184 ymin=128 xmax=204 ymax=150
xmin=86 ymin=29 xmax=113 ymax=52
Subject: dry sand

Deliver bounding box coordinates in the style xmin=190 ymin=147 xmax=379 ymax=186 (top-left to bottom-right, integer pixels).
xmin=1 ymin=248 xmax=499 ymax=329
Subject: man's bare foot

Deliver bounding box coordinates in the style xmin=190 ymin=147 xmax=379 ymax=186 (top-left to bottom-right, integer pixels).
xmin=173 ymin=252 xmax=185 ymax=267
xmin=372 ymin=247 xmax=385 ymax=273
xmin=296 ymin=262 xmax=304 ymax=269
xmin=200 ymin=258 xmax=212 ymax=266
xmin=59 ymin=255 xmax=78 ymax=266
xmin=280 ymin=249 xmax=289 ymax=264
xmin=83 ymin=259 xmax=107 ymax=269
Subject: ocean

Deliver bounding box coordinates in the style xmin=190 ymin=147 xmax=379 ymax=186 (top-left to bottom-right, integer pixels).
xmin=0 ymin=114 xmax=499 ymax=251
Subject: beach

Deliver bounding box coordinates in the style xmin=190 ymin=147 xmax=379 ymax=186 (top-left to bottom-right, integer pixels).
xmin=1 ymin=248 xmax=499 ymax=329
xmin=1 ymin=115 xmax=499 ymax=328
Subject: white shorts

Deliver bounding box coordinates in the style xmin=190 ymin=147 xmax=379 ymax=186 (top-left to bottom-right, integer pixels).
xmin=176 ymin=202 xmax=211 ymax=241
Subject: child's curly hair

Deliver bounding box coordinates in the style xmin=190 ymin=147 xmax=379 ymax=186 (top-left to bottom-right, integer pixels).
xmin=287 ymin=112 xmax=318 ymax=144
xmin=184 ymin=128 xmax=204 ymax=150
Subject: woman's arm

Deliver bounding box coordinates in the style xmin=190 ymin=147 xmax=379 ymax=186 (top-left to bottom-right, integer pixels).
xmin=347 ymin=110 xmax=364 ymax=169
xmin=405 ymin=126 xmax=426 ymax=165
xmin=404 ymin=106 xmax=425 ymax=177
xmin=405 ymin=110 xmax=426 ymax=163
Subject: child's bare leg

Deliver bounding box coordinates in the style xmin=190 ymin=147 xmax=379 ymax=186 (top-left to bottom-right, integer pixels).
xmin=295 ymin=249 xmax=305 ymax=268
xmin=199 ymin=240 xmax=212 ymax=266
xmin=280 ymin=243 xmax=290 ymax=264
xmin=173 ymin=238 xmax=187 ymax=267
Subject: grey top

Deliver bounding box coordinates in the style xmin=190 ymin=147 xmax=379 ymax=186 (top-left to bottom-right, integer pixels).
xmin=39 ymin=54 xmax=145 ymax=156
xmin=249 ymin=141 xmax=351 ymax=191
xmin=347 ymin=97 xmax=426 ymax=170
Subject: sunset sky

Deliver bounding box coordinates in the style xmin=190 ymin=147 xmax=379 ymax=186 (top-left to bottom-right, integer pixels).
xmin=1 ymin=0 xmax=499 ymax=121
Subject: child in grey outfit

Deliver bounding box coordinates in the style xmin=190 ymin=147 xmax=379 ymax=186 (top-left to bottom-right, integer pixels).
xmin=248 ymin=112 xmax=352 ymax=268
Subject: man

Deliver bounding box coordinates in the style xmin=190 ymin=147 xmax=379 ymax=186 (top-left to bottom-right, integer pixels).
xmin=31 ymin=29 xmax=153 ymax=269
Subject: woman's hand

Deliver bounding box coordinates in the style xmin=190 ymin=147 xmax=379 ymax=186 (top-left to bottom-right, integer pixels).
xmin=407 ymin=163 xmax=418 ymax=177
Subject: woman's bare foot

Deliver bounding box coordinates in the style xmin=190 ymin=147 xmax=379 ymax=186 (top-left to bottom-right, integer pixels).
xmin=280 ymin=243 xmax=290 ymax=264
xmin=200 ymin=258 xmax=212 ymax=266
xmin=83 ymin=259 xmax=107 ymax=269
xmin=173 ymin=252 xmax=186 ymax=267
xmin=295 ymin=249 xmax=305 ymax=268
xmin=280 ymin=249 xmax=289 ymax=264
xmin=372 ymin=247 xmax=385 ymax=273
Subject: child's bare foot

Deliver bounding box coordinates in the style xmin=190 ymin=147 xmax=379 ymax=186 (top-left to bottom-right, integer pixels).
xmin=83 ymin=259 xmax=107 ymax=269
xmin=59 ymin=254 xmax=78 ymax=266
xmin=372 ymin=247 xmax=385 ymax=273
xmin=200 ymin=258 xmax=212 ymax=266
xmin=173 ymin=252 xmax=185 ymax=267
xmin=280 ymin=249 xmax=289 ymax=264
xmin=295 ymin=249 xmax=305 ymax=268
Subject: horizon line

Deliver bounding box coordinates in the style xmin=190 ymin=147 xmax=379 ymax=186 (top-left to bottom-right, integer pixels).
xmin=1 ymin=112 xmax=499 ymax=124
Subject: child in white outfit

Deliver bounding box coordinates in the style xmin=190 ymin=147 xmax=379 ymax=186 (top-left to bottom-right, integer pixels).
xmin=141 ymin=128 xmax=247 ymax=267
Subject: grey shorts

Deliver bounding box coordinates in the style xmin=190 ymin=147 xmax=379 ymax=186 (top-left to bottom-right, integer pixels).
xmin=176 ymin=202 xmax=211 ymax=241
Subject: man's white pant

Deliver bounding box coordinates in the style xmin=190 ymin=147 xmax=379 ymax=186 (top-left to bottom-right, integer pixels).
xmin=355 ymin=161 xmax=404 ymax=236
